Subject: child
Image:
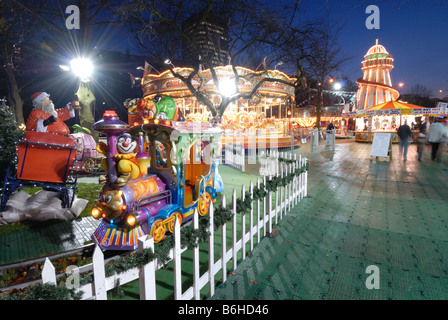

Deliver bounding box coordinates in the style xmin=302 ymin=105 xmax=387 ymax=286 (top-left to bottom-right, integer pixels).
xmin=416 ymin=128 xmax=426 ymax=161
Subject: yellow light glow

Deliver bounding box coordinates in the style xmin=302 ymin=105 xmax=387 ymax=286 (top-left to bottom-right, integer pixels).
xmin=91 ymin=207 xmax=101 ymax=219
xmin=127 ymin=215 xmax=136 ymax=227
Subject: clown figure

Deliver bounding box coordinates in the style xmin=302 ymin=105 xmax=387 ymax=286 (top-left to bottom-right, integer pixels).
xmin=98 ymin=133 xmax=142 ymax=186
xmin=116 ymin=133 xmax=141 ymax=185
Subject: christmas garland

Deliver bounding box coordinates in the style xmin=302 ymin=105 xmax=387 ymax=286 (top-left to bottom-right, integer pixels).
xmin=0 ymin=283 xmax=83 ymax=300
xmin=2 ymin=160 xmax=308 ymax=300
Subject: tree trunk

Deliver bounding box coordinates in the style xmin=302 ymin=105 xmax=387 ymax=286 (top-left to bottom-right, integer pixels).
xmin=1 ymin=42 xmax=24 ymax=124
xmin=77 ymin=82 xmax=98 ymax=141
xmin=5 ymin=67 xmax=24 ymax=124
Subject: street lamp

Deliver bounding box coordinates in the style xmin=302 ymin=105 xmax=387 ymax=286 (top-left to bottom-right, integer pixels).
xmin=70 ymin=58 xmax=93 ymax=82
xmin=164 ymin=59 xmax=175 ymax=68
xmin=334 ymin=82 xmax=342 ymax=90
xmin=398 ymin=82 xmax=404 ymax=88
xmin=60 ymin=57 xmax=93 ymax=82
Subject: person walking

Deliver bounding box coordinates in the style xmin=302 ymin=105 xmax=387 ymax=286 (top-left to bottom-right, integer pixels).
xmin=426 ymin=116 xmax=447 ymax=161
xmin=325 ymin=122 xmax=335 ymax=147
xmin=415 ymin=128 xmax=426 ymax=161
xmin=397 ymin=120 xmax=412 ymax=161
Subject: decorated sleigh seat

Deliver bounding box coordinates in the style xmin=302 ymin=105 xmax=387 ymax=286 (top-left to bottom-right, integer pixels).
xmin=16 ymin=131 xmax=77 ymax=183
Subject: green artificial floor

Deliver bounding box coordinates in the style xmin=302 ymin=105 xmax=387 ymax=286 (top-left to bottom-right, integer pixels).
xmin=209 ymin=141 xmax=448 ymax=300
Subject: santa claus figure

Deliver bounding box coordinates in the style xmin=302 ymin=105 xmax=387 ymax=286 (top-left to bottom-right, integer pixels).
xmin=26 ymin=92 xmax=80 ymax=136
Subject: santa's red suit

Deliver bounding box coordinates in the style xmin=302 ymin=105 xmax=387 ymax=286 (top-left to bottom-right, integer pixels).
xmin=26 ymin=92 xmax=75 ymax=136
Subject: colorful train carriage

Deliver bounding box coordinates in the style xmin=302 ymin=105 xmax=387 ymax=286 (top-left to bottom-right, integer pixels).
xmin=90 ymin=111 xmax=224 ymax=250
xmin=69 ymin=131 xmax=104 ymax=173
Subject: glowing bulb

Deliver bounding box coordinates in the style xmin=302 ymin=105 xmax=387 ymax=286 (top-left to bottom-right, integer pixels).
xmin=127 ymin=215 xmax=136 ymax=226
xmin=91 ymin=207 xmax=101 ymax=219
xmin=70 ymin=58 xmax=93 ymax=81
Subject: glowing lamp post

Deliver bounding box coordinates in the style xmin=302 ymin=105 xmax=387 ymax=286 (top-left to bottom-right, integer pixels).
xmin=70 ymin=58 xmax=93 ymax=82
xmin=60 ymin=57 xmax=94 ymax=82
xmin=60 ymin=57 xmax=96 ymax=139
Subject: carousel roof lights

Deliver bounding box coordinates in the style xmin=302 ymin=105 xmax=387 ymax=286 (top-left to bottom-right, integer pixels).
xmin=144 ymin=65 xmax=297 ymax=82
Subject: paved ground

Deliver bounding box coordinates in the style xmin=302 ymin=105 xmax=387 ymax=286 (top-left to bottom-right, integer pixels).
xmin=209 ymin=140 xmax=448 ymax=300
xmin=0 ymin=216 xmax=100 ymax=265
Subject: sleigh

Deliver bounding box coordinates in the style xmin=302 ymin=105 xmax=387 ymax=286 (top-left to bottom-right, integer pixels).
xmin=1 ymin=131 xmax=78 ymax=211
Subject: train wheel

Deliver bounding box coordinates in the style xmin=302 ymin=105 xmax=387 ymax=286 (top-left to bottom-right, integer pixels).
xmin=150 ymin=219 xmax=166 ymax=243
xmin=198 ymin=191 xmax=212 ymax=216
xmin=168 ymin=212 xmax=183 ymax=233
xmin=82 ymin=158 xmax=95 ymax=173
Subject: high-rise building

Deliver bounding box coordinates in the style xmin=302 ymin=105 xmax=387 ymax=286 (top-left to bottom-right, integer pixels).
xmin=356 ymin=39 xmax=399 ymax=109
xmin=182 ymin=12 xmax=229 ymax=67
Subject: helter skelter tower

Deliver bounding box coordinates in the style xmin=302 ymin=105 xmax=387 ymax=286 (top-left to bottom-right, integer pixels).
xmin=356 ymin=39 xmax=399 ymax=109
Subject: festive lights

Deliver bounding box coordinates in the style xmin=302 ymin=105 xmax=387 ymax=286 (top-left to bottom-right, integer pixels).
xmin=356 ymin=39 xmax=399 ymax=110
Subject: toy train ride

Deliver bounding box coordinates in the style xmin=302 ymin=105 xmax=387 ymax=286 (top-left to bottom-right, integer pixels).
xmin=90 ymin=107 xmax=224 ymax=250
xmin=1 ymin=95 xmax=225 ymax=252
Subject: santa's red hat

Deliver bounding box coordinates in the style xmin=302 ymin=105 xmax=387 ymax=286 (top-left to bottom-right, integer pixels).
xmin=31 ymin=92 xmax=50 ymax=104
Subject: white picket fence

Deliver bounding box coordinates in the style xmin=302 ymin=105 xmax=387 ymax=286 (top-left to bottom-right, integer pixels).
xmin=41 ymin=153 xmax=308 ymax=300
xmin=259 ymin=150 xmax=282 ymax=176
xmin=223 ymin=130 xmax=245 ymax=172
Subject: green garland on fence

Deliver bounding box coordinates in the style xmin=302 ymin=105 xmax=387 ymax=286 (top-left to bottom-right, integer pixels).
xmin=0 ymin=283 xmax=83 ymax=300
xmin=1 ymin=160 xmax=309 ymax=300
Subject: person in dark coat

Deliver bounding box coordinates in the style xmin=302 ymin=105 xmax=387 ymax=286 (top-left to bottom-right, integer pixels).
xmin=397 ymin=120 xmax=412 ymax=161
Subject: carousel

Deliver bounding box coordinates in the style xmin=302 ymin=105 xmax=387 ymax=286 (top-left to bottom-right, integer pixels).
xmin=131 ymin=65 xmax=299 ymax=150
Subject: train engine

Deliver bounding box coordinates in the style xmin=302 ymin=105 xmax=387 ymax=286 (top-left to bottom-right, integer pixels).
xmin=90 ymin=109 xmax=224 ymax=251
xmin=91 ymin=174 xmax=170 ymax=250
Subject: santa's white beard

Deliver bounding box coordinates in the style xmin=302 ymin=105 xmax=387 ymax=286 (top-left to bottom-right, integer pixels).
xmin=35 ymin=101 xmax=58 ymax=118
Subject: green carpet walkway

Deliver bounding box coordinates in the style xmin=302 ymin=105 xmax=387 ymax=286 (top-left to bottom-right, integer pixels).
xmin=209 ymin=141 xmax=448 ymax=300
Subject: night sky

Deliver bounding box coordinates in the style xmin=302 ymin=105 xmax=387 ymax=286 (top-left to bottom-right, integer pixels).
xmin=299 ymin=0 xmax=448 ymax=98
xmin=92 ymin=0 xmax=448 ymax=99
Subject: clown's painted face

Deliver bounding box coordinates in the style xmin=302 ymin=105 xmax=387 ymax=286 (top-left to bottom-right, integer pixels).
xmin=117 ymin=133 xmax=137 ymax=154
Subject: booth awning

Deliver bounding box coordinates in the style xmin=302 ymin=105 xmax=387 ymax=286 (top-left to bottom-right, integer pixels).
xmin=357 ymin=100 xmax=424 ymax=117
